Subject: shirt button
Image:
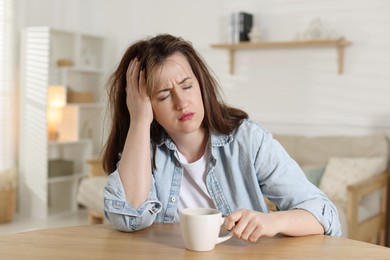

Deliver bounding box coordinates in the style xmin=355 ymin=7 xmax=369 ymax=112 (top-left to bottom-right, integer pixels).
xmin=113 ymin=201 xmax=123 ymax=209
xmin=171 ymin=196 xmax=176 ymax=202
xmin=176 ymin=161 xmax=181 ymax=167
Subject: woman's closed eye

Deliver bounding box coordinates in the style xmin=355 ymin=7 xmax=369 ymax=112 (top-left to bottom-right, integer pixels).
xmin=159 ymin=93 xmax=170 ymax=101
xmin=155 ymin=88 xmax=171 ymax=101
xmin=157 ymin=85 xmax=192 ymax=101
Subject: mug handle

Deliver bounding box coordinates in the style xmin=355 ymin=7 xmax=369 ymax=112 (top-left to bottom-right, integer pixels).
xmin=216 ymin=217 xmax=233 ymax=244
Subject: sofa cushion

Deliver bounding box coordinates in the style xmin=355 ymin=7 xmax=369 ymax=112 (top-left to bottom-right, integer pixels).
xmin=319 ymin=157 xmax=387 ymax=203
xmin=301 ymin=165 xmax=325 ymax=187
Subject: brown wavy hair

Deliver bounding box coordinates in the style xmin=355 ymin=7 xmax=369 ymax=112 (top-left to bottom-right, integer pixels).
xmin=102 ymin=34 xmax=248 ymax=173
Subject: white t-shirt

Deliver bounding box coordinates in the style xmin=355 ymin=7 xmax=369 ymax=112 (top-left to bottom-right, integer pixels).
xmin=175 ymin=146 xmax=215 ymax=221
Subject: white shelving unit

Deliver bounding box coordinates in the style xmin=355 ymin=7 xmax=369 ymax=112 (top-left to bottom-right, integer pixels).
xmin=19 ymin=27 xmax=106 ymax=218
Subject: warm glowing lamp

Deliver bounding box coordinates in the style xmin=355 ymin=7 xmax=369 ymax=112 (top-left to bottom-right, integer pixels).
xmin=47 ymin=86 xmax=66 ymax=140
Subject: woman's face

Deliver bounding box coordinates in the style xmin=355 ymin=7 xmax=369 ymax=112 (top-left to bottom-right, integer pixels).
xmin=150 ymin=52 xmax=204 ymax=139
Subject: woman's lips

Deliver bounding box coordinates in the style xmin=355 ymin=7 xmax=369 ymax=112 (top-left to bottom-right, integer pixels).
xmin=179 ymin=112 xmax=194 ymax=121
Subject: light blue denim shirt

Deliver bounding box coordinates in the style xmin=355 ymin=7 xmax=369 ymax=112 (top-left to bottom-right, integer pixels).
xmin=104 ymin=119 xmax=341 ymax=236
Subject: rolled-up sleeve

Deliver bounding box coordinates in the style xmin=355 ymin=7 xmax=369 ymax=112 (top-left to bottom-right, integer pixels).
xmin=104 ymin=170 xmax=162 ymax=232
xmin=292 ymin=198 xmax=341 ymax=236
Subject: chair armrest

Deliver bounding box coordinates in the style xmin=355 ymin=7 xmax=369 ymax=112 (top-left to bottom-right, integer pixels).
xmin=346 ymin=172 xmax=389 ymax=237
xmin=347 ymin=172 xmax=390 ymax=198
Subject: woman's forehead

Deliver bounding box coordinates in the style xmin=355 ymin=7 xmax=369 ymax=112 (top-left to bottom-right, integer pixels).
xmin=153 ymin=53 xmax=193 ymax=88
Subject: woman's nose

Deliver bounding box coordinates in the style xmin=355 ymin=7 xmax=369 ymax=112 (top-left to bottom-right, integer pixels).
xmin=173 ymin=90 xmax=187 ymax=110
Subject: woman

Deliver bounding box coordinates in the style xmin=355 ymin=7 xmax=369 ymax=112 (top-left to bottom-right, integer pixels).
xmin=103 ymin=34 xmax=341 ymax=242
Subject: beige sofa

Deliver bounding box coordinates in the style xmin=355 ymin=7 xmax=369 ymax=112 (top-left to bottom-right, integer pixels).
xmin=77 ymin=134 xmax=389 ymax=245
xmin=274 ymin=133 xmax=389 ymax=245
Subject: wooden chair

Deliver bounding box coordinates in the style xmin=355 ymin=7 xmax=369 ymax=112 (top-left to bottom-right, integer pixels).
xmin=347 ymin=172 xmax=389 ymax=245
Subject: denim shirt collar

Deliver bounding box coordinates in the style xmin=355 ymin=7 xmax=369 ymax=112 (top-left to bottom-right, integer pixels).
xmin=210 ymin=131 xmax=234 ymax=147
xmin=156 ymin=130 xmax=234 ymax=150
xmin=156 ymin=132 xmax=176 ymax=150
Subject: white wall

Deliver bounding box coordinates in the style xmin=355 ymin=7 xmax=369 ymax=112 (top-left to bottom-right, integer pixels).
xmin=18 ymin=0 xmax=390 ymax=136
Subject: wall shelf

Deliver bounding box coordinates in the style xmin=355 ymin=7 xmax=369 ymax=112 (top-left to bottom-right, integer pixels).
xmin=211 ymin=38 xmax=352 ymax=74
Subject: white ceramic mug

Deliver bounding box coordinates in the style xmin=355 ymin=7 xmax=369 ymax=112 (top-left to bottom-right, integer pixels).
xmin=180 ymin=208 xmax=232 ymax=251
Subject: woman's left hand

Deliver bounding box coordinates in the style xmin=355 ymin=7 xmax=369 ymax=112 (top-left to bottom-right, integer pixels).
xmin=224 ymin=209 xmax=279 ymax=243
xmin=224 ymin=208 xmax=324 ymax=242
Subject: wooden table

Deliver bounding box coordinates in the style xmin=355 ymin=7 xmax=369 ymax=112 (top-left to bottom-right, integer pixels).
xmin=1 ymin=224 xmax=389 ymax=259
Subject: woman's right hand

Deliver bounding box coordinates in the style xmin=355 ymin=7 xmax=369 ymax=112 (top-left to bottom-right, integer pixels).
xmin=126 ymin=59 xmax=153 ymax=125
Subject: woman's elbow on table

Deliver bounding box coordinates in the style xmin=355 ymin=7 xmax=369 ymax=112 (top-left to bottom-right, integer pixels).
xmin=105 ymin=210 xmax=155 ymax=232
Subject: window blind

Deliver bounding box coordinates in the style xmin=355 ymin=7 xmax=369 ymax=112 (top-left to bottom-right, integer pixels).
xmin=0 ymin=0 xmax=16 ymax=170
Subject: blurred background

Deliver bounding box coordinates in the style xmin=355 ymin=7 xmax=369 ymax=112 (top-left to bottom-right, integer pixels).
xmin=1 ymin=0 xmax=389 ymax=242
